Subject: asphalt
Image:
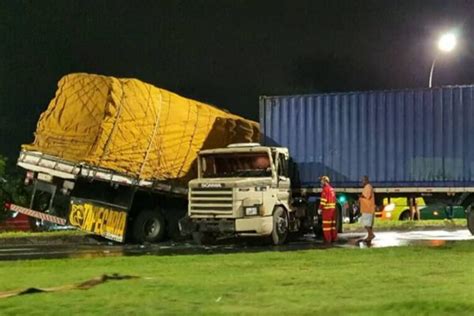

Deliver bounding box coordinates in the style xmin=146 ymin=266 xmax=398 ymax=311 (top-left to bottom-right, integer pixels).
xmin=0 ymin=229 xmax=473 ymax=261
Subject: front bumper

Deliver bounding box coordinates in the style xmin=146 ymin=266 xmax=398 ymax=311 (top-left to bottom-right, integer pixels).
xmin=179 ymin=215 xmax=273 ymax=236
xmin=235 ymin=216 xmax=273 ymax=235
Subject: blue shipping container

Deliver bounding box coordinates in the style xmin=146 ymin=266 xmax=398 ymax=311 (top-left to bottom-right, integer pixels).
xmin=260 ymin=86 xmax=474 ymax=188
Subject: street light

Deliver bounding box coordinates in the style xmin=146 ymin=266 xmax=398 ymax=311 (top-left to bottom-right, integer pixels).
xmin=429 ymin=33 xmax=457 ymax=88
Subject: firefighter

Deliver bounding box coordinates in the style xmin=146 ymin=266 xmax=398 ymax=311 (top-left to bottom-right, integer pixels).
xmin=319 ymin=176 xmax=337 ymax=243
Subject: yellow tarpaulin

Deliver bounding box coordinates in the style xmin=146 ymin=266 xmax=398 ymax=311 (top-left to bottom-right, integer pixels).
xmin=23 ymin=73 xmax=259 ymax=182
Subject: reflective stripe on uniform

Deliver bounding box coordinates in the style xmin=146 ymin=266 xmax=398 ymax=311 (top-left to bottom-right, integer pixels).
xmin=322 ymin=220 xmax=332 ymax=224
xmin=323 ymin=228 xmax=331 ymax=231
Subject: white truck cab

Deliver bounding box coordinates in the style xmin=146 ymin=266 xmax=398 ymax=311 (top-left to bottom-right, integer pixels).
xmin=181 ymin=143 xmax=313 ymax=244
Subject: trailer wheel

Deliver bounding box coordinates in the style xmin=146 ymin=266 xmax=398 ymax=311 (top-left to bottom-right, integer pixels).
xmin=467 ymin=205 xmax=474 ymax=235
xmin=271 ymin=206 xmax=288 ymax=245
xmin=132 ymin=210 xmax=165 ymax=243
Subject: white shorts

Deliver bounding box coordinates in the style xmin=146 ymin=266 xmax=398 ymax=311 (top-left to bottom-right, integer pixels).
xmin=360 ymin=213 xmax=374 ymax=228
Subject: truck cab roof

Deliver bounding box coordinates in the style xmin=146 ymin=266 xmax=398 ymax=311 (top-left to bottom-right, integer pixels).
xmin=199 ymin=144 xmax=289 ymax=156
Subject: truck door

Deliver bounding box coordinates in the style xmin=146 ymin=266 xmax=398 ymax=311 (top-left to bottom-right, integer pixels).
xmin=276 ymin=153 xmax=290 ymax=203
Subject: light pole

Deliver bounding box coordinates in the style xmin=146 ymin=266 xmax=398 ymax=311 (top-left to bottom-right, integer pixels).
xmin=429 ymin=33 xmax=457 ymax=88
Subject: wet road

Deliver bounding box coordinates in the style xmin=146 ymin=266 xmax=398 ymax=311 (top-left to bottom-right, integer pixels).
xmin=0 ymin=229 xmax=473 ymax=261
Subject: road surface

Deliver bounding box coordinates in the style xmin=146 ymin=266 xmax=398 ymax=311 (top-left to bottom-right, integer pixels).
xmin=0 ymin=229 xmax=472 ymax=261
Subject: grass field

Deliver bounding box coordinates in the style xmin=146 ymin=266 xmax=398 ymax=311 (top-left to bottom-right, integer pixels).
xmin=0 ymin=242 xmax=473 ymax=315
xmin=0 ymin=230 xmax=85 ymax=239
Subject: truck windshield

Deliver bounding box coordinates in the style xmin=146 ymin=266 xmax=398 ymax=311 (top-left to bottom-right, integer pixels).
xmin=201 ymin=152 xmax=272 ymax=178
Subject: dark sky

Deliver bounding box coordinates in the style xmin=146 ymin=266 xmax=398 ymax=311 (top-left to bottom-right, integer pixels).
xmin=1 ymin=0 xmax=473 ymax=159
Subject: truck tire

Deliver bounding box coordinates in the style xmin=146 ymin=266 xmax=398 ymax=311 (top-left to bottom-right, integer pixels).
xmin=132 ymin=210 xmax=165 ymax=243
xmin=467 ymin=206 xmax=474 ymax=235
xmin=271 ymin=206 xmax=289 ymax=245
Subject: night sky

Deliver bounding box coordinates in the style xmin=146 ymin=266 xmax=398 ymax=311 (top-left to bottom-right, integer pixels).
xmin=1 ymin=0 xmax=473 ymax=160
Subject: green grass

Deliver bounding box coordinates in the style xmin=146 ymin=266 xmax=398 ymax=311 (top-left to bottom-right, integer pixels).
xmin=0 ymin=230 xmax=86 ymax=239
xmin=344 ymin=218 xmax=467 ymax=232
xmin=0 ymin=242 xmax=474 ymax=315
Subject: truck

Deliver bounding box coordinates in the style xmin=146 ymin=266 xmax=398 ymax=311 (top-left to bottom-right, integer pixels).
xmin=180 ymin=143 xmax=317 ymax=245
xmin=6 ymin=73 xmax=259 ymax=242
xmin=181 ymin=85 xmax=474 ymax=244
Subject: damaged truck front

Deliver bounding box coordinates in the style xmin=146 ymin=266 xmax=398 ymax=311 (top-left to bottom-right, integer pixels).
xmin=180 ymin=143 xmax=316 ymax=245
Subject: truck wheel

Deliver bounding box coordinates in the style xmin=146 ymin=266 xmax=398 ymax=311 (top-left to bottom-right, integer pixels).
xmin=271 ymin=207 xmax=288 ymax=245
xmin=467 ymin=206 xmax=474 ymax=235
xmin=132 ymin=210 xmax=165 ymax=243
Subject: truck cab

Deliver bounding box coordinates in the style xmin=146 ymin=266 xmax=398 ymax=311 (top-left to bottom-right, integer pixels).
xmin=182 ymin=143 xmax=312 ymax=244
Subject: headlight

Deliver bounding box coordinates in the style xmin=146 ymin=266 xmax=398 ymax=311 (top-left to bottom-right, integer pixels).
xmin=385 ymin=212 xmax=392 ymax=218
xmin=245 ymin=206 xmax=259 ymax=216
xmin=384 ymin=203 xmax=396 ymax=212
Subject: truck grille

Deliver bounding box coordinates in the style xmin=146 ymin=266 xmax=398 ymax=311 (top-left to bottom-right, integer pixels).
xmin=189 ymin=187 xmax=233 ymax=216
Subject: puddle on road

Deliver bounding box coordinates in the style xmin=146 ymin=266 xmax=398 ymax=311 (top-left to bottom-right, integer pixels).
xmin=350 ymin=238 xmax=452 ymax=249
xmin=349 ymin=229 xmax=474 ymax=249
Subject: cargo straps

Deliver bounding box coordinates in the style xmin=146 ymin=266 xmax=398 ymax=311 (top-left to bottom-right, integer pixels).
xmin=98 ymin=78 xmax=125 ymax=168
xmin=138 ymin=86 xmax=162 ymax=178
xmin=174 ymin=98 xmax=200 ymax=179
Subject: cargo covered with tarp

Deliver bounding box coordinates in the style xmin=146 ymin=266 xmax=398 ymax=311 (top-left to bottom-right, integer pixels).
xmin=23 ymin=73 xmax=259 ymax=183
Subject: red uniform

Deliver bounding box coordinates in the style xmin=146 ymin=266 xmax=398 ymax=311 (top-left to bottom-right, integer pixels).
xmin=320 ymin=183 xmax=337 ymax=242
